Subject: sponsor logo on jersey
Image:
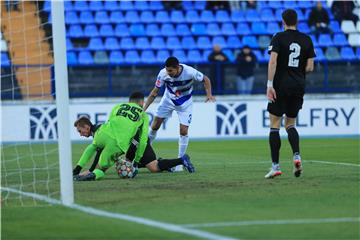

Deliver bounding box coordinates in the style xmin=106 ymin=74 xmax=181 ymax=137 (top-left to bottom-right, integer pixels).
xmin=30 ymin=106 xmax=58 ymax=140
xmin=216 ymin=103 xmax=247 ymax=136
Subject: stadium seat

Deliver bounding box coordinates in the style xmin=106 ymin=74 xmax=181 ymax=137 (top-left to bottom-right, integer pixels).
xmin=202 ymin=49 xmax=212 ymax=61
xmin=215 ymin=10 xmax=231 ymax=22
xmin=84 ymin=25 xmax=99 ymax=37
xmin=223 ymin=49 xmax=235 ymax=62
xmin=73 ymin=1 xmax=88 ymax=11
xmin=89 ymin=1 xmax=103 ymax=11
xmin=124 ymin=50 xmax=140 ymax=63
xmin=252 ymin=50 xmax=264 ymax=62
xmin=156 ymin=50 xmax=170 ymax=62
xmin=115 ymin=24 xmax=130 ymax=37
xmin=260 ymin=9 xmax=275 ymax=22
xmin=258 ymin=35 xmax=271 ymax=49
xmin=104 ymin=1 xmax=119 ymax=11
xmin=43 ymin=0 xmax=51 ymax=12
xmin=356 ymin=48 xmax=360 ymax=60
xmin=194 ymin=1 xmax=206 ymax=10
xmin=186 ymin=10 xmax=200 ymax=23
xmin=161 ymin=24 xmax=176 ymax=36
xmin=104 ymin=37 xmax=120 ymax=50
xmin=325 ymin=46 xmax=341 ymax=61
xmin=251 ymin=22 xmax=267 ymax=35
xmin=99 ymin=24 xmax=114 ymax=37
xmin=151 ymin=37 xmax=166 ymax=50
xmin=109 ymin=51 xmax=124 ymax=64
xmin=135 ymin=37 xmax=151 ymax=50
xmin=295 ymin=9 xmax=306 ymax=21
xmin=283 ymin=1 xmax=298 ymax=10
xmin=149 ymin=1 xmax=163 ymax=10
xmin=129 ymin=24 xmax=146 ymax=36
xmin=318 ymin=34 xmax=333 ymax=47
xmin=242 ymin=35 xmax=259 ymax=48
xmin=314 ymin=47 xmax=326 ymax=62
xmin=65 ymin=11 xmax=79 ymax=24
xmin=340 ymin=47 xmax=356 ymax=60
xmin=181 ymin=36 xmax=197 ymax=50
xmin=329 ymin=20 xmax=342 ymax=33
xmin=221 ymin=23 xmax=236 ymax=36
xmin=298 ymin=1 xmax=313 ymax=9
xmin=78 ymin=51 xmax=94 ymax=65
xmin=333 ymin=33 xmax=349 ymax=47
xmin=236 ymin=23 xmax=251 ymax=35
xmin=155 ymin=11 xmax=170 ymax=23
xmin=146 ymin=24 xmax=161 ymax=37
xmin=341 ymin=20 xmax=357 ymax=34
xmin=187 ymin=50 xmax=203 ymax=63
xmin=207 ymin=23 xmax=221 ymax=36
xmin=268 ymin=1 xmax=282 ymax=9
xmin=197 ymin=36 xmax=212 ymax=49
xmin=119 ymin=1 xmax=134 ymax=11
xmin=68 ymin=25 xmax=83 ymax=38
xmin=245 ymin=10 xmax=260 ymax=22
xmin=66 ymin=38 xmax=73 ymax=51
xmin=120 ymin=37 xmax=135 ymax=50
xmin=1 ymin=52 xmax=10 ymax=66
xmin=134 ymin=1 xmax=149 ymax=10
xmin=275 ymin=8 xmax=286 ymax=21
xmin=88 ymin=38 xmax=104 ymax=51
xmin=298 ymin=22 xmax=311 ymax=34
xmin=267 ymin=22 xmax=281 ymax=34
xmin=182 ymin=1 xmax=193 ymax=10
xmin=172 ymin=50 xmax=188 ymax=62
xmin=226 ymin=36 xmax=242 ymax=49
xmin=191 ymin=23 xmax=207 ymax=35
xmin=309 ymin=35 xmax=319 ymax=48
xmin=67 ymin=52 xmax=77 ymax=65
xmin=262 ymin=49 xmax=270 ymax=62
xmin=212 ymin=36 xmax=227 ymax=48
xmin=94 ymin=51 xmax=109 ymax=64
xmin=166 ymin=37 xmax=182 ymax=50
xmin=200 ymin=10 xmax=215 ymax=23
xmin=79 ymin=11 xmax=94 ymax=24
xmin=65 ymin=0 xmax=74 ymax=11
xmin=140 ymin=11 xmax=154 ymax=23
xmin=348 ymin=33 xmax=360 ymax=47
xmin=176 ymin=24 xmax=191 ymax=36
xmin=110 ymin=11 xmax=124 ymax=24
xmin=140 ymin=50 xmax=157 ymax=63
xmin=231 ymin=11 xmax=245 ymax=23
xmin=170 ymin=11 xmax=185 ymax=24
xmin=95 ymin=11 xmax=109 ymax=24
xmin=125 ymin=11 xmax=140 ymax=23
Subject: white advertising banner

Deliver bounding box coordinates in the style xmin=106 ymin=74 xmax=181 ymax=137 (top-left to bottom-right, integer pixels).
xmin=1 ymin=98 xmax=359 ymax=142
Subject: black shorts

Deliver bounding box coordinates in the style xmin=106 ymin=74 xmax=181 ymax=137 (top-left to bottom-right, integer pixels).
xmin=267 ymin=93 xmax=304 ymax=118
xmin=137 ymin=140 xmax=156 ymax=168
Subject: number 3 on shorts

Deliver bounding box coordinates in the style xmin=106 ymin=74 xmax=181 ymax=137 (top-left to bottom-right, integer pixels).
xmin=188 ymin=114 xmax=192 ymax=124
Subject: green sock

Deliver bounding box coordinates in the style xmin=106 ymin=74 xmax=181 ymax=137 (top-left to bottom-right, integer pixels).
xmin=93 ymin=169 xmax=105 ymax=180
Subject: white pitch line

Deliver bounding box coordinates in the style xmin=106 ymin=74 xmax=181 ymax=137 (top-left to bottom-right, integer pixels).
xmin=1 ymin=187 xmax=239 ymax=240
xmin=182 ymin=217 xmax=360 ymax=228
xmin=306 ymin=160 xmax=360 ymax=167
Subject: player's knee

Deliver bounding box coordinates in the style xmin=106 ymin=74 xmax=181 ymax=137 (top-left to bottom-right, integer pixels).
xmin=146 ymin=161 xmax=160 ymax=172
xmin=179 ymin=125 xmax=189 ymax=136
xmin=151 ymin=118 xmax=163 ymax=130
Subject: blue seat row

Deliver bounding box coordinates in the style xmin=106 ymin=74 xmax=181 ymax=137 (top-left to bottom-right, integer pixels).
xmin=1 ymin=52 xmax=10 ymax=66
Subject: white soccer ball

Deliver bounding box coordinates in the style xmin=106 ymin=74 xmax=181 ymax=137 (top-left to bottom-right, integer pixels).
xmin=115 ymin=160 xmax=133 ymax=179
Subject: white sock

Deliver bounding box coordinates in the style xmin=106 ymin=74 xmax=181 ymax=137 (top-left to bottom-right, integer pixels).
xmin=148 ymin=128 xmax=157 ymax=143
xmin=178 ymin=135 xmax=189 ymax=158
xmin=272 ymin=163 xmax=280 ymax=171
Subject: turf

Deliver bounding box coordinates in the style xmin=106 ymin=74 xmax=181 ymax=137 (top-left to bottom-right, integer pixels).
xmin=2 ymin=138 xmax=360 ymax=240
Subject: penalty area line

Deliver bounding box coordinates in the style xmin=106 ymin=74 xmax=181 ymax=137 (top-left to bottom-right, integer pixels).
xmin=305 ymin=160 xmax=360 ymax=167
xmin=1 ymin=187 xmax=239 ymax=240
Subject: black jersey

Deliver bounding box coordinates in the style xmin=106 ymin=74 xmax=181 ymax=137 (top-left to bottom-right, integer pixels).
xmin=268 ymin=29 xmax=316 ymax=95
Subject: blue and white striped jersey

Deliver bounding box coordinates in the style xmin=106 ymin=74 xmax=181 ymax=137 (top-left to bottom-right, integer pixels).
xmin=155 ymin=64 xmax=204 ymax=106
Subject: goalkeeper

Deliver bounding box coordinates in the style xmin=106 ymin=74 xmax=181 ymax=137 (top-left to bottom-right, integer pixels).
xmin=73 ymin=92 xmax=195 ymax=181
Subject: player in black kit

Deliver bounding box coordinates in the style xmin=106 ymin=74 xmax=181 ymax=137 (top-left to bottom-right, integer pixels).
xmin=265 ymin=9 xmax=316 ymax=179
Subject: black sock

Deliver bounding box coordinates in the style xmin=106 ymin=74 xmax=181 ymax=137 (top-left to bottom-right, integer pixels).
xmin=269 ymin=128 xmax=281 ymax=164
xmin=157 ymin=158 xmax=183 ymax=171
xmin=286 ymin=125 xmax=300 ymax=155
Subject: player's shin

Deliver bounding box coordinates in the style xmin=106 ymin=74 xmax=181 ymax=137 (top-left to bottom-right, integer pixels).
xmin=178 ymin=135 xmax=189 ymax=157
xmin=148 ymin=128 xmax=157 ymax=143
xmin=157 ymin=158 xmax=183 ymax=171
xmin=286 ymin=125 xmax=300 ymax=155
xmin=269 ymin=128 xmax=281 ymax=167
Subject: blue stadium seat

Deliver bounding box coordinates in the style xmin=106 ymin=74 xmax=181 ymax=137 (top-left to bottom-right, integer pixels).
xmin=141 ymin=50 xmax=157 ymax=63
xmin=262 ymin=49 xmax=270 ymax=62
xmin=185 ymin=10 xmax=200 ymax=23
xmin=125 ymin=50 xmax=140 ymax=63
xmin=1 ymin=52 xmax=10 ymax=66
xmin=140 ymin=11 xmax=155 ymax=23
xmin=194 ymin=1 xmax=206 ymax=10
xmin=283 ymin=1 xmax=298 ymax=9
xmin=115 ymin=24 xmax=130 ymax=37
xmin=318 ymin=34 xmax=333 ymax=47
xmin=236 ymin=23 xmax=251 ymax=35
xmin=95 ymin=11 xmax=109 ymax=24
xmin=151 ymin=37 xmax=166 ymax=50
xmin=304 ymin=9 xmax=311 ymax=20
xmin=161 ymin=24 xmax=176 ymax=36
xmin=298 ymin=22 xmax=311 ymax=34
xmin=325 ymin=46 xmax=341 ymax=61
xmin=66 ymin=38 xmax=74 ymax=51
xmin=216 ymin=10 xmax=231 ymax=22
xmin=197 ymin=36 xmax=212 ymax=49
xmin=245 ymin=10 xmax=260 ymax=22
xmin=119 ymin=1 xmax=134 ymax=11
xmin=333 ymin=33 xmax=348 ymax=46
xmin=135 ymin=37 xmax=151 ymax=50
xmin=275 ymin=8 xmax=286 ymax=21
xmin=172 ymin=50 xmax=188 ymax=62
xmin=223 ymin=49 xmax=235 ymax=62
xmin=330 ymin=20 xmax=342 ymax=33
xmin=78 ymin=51 xmax=93 ymax=65
xmin=252 ymin=50 xmax=264 ymax=62
xmin=89 ymin=1 xmax=103 ymax=11
xmin=73 ymin=1 xmax=88 ymax=11
xmin=64 ymin=1 xmax=73 ymax=11
xmin=182 ymin=36 xmax=196 ymax=50
xmin=295 ymin=9 xmax=306 ymax=21
xmin=125 ymin=11 xmax=140 ymax=23
xmin=258 ymin=35 xmax=271 ymax=49
xmin=104 ymin=1 xmax=119 ymax=11
xmin=314 ymin=47 xmax=326 ymax=61
xmin=298 ymin=1 xmax=313 ymax=9
xmin=202 ymin=49 xmax=212 ymax=61
xmin=176 ymin=24 xmax=191 ymax=36
xmin=155 ymin=11 xmax=170 ymax=23
xmin=260 ymin=9 xmax=275 ymax=22
xmin=200 ymin=10 xmax=215 ymax=23
xmin=221 ymin=23 xmax=236 ymax=36
xmin=68 ymin=25 xmax=83 ymax=38
xmin=156 ymin=50 xmax=170 ymax=62
xmin=120 ymin=37 xmax=135 ymax=50
xmin=146 ymin=24 xmax=161 ymax=37
xmin=67 ymin=52 xmax=77 ymax=65
xmin=227 ymin=36 xmax=242 ymax=49
xmin=212 ymin=36 xmax=227 ymax=48
xmin=99 ymin=24 xmax=114 ymax=37
xmin=166 ymin=37 xmax=182 ymax=50
xmin=207 ymin=23 xmax=221 ymax=36
xmin=104 ymin=37 xmax=120 ymax=50
xmin=109 ymin=51 xmax=124 ymax=64
xmin=79 ymin=11 xmax=94 ymax=24
xmin=268 ymin=1 xmax=283 ymax=9
xmin=170 ymin=11 xmax=185 ymax=24
xmin=88 ymin=38 xmax=104 ymax=51
xmin=129 ymin=24 xmax=146 ymax=36
xmin=110 ymin=11 xmax=124 ymax=24
xmin=231 ymin=11 xmax=245 ymax=23
xmin=191 ymin=23 xmax=207 ymax=35
xmin=188 ymin=50 xmax=203 ymax=63
xmin=267 ymin=22 xmax=281 ymax=34
xmin=182 ymin=1 xmax=193 ymax=10
xmin=43 ymin=1 xmax=51 ymax=12
xmin=84 ymin=25 xmax=99 ymax=37
xmin=309 ymin=35 xmax=319 ymax=48
xmin=340 ymin=47 xmax=356 ymax=60
xmin=149 ymin=1 xmax=164 ymax=10
xmin=242 ymin=36 xmax=258 ymax=48
xmin=134 ymin=1 xmax=149 ymax=10
xmin=65 ymin=11 xmax=79 ymax=25
xmin=251 ymin=22 xmax=267 ymax=35
xmin=93 ymin=51 xmax=109 ymax=64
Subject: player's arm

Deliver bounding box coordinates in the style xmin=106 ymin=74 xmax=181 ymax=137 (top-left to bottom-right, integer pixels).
xmin=267 ymin=51 xmax=278 ymax=102
xmin=305 ymin=58 xmax=314 ymax=72
xmin=72 ymin=143 xmax=97 ymax=175
xmin=143 ymin=87 xmax=160 ymax=111
xmin=203 ymin=75 xmax=216 ymax=102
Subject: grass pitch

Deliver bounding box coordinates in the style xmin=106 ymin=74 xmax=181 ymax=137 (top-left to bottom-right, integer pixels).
xmin=2 ymin=138 xmax=360 ymax=240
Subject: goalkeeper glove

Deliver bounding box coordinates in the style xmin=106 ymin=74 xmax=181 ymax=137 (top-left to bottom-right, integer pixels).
xmin=72 ymin=165 xmax=82 ymax=176
xmin=131 ymin=162 xmax=139 ymax=178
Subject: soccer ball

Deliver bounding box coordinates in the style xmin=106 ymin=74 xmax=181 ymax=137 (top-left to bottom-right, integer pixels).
xmin=115 ymin=160 xmax=134 ymax=179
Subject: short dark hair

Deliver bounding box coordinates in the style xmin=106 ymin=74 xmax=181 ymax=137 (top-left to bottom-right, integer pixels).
xmin=129 ymin=91 xmax=144 ymax=102
xmin=74 ymin=116 xmax=92 ymax=127
xmin=282 ymin=9 xmax=297 ymax=26
xmin=165 ymin=56 xmax=179 ymax=68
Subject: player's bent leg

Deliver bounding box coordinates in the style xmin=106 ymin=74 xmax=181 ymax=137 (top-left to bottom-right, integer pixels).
xmin=155 ymin=157 xmax=183 ymax=172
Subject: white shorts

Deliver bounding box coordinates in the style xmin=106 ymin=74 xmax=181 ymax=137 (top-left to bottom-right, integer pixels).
xmin=155 ymin=97 xmax=193 ymax=126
